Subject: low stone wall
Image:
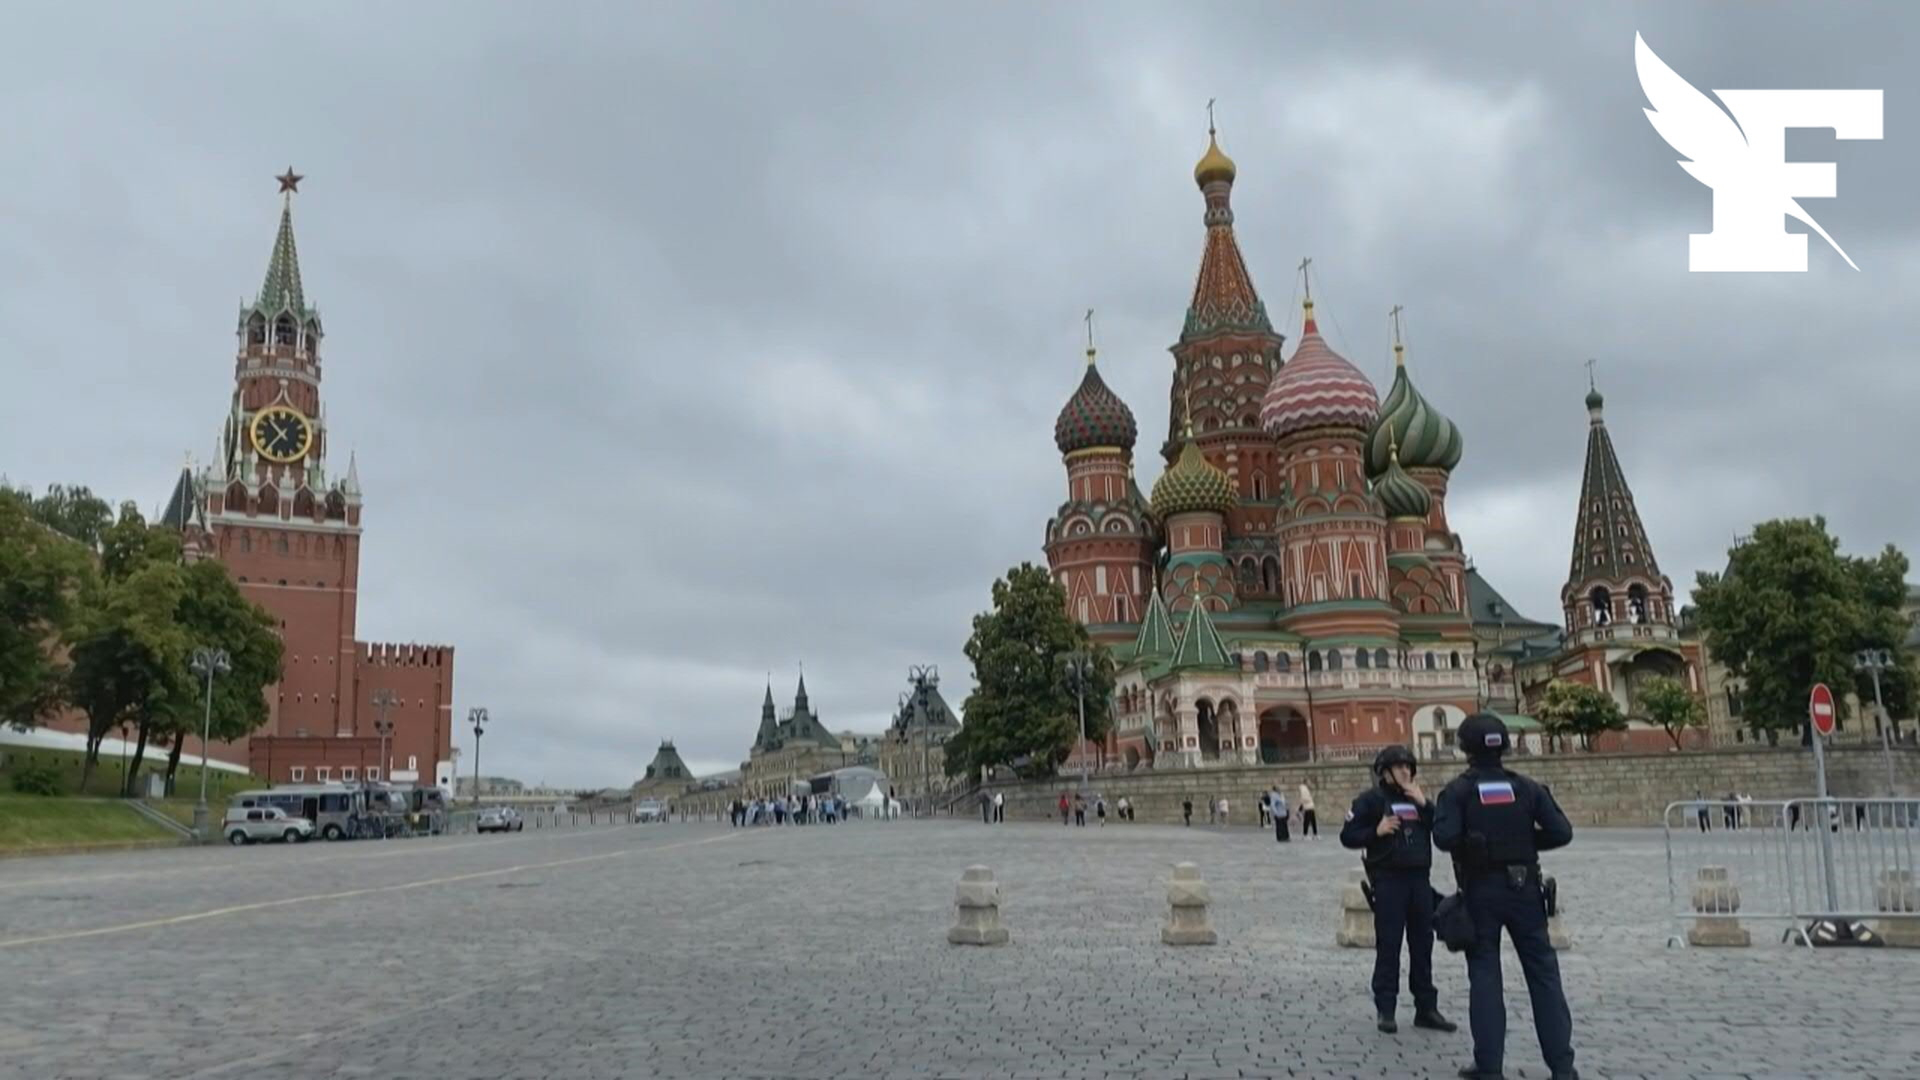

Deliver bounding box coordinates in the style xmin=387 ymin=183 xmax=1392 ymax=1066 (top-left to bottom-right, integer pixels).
xmin=988 ymin=745 xmax=1920 ymax=827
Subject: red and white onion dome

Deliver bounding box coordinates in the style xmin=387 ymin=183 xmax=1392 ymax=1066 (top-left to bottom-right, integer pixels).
xmin=1259 ymin=299 xmax=1380 ymax=439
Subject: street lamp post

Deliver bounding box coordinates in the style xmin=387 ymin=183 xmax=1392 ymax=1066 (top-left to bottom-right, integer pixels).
xmin=1853 ymin=649 xmax=1899 ymax=796
xmin=1062 ymin=652 xmax=1094 ymax=792
xmin=468 ymin=707 xmax=488 ymax=805
xmin=370 ymin=690 xmax=398 ymax=784
xmin=188 ymin=647 xmax=231 ymax=844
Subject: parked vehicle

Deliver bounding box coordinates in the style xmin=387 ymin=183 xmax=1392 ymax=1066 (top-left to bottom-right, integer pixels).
xmin=230 ymin=785 xmax=362 ymax=841
xmin=224 ymin=805 xmax=315 ymax=845
xmin=477 ymin=806 xmax=523 ymax=833
xmin=633 ymin=799 xmax=666 ymax=823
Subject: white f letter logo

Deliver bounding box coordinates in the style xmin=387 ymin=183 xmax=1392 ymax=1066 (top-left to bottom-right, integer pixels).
xmin=1636 ymin=33 xmax=1882 ymax=272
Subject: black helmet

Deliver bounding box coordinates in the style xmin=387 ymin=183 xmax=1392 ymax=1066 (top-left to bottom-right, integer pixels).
xmin=1458 ymin=712 xmax=1510 ymax=755
xmin=1372 ymin=744 xmax=1417 ymax=779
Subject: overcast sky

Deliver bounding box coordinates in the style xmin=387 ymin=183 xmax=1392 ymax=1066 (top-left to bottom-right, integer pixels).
xmin=3 ymin=2 xmax=1915 ymax=786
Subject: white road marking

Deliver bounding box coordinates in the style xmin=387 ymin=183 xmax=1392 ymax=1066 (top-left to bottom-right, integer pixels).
xmin=0 ymin=831 xmax=738 ymax=949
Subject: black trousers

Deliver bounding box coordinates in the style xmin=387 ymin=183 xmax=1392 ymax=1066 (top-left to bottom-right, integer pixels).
xmin=1463 ymin=875 xmax=1575 ymax=1077
xmin=1302 ymin=809 xmax=1318 ymax=835
xmin=1370 ymin=870 xmax=1437 ymax=1015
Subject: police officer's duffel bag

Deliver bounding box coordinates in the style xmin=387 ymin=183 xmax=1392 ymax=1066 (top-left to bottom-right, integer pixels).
xmin=1434 ymin=890 xmax=1475 ymax=953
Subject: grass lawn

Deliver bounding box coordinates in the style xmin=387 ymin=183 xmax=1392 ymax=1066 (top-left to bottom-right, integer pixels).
xmin=0 ymin=744 xmax=260 ymax=802
xmin=0 ymin=795 xmax=179 ymax=853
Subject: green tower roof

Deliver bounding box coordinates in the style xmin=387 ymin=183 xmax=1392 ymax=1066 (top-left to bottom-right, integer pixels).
xmin=1132 ymin=585 xmax=1178 ymax=660
xmin=1171 ymin=595 xmax=1234 ymax=670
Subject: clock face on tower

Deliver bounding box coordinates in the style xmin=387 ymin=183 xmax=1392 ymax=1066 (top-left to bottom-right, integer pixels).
xmin=249 ymin=406 xmax=314 ymax=463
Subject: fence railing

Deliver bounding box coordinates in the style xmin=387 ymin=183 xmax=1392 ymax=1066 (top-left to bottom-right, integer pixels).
xmin=1664 ymin=798 xmax=1920 ymax=948
xmin=443 ymin=804 xmax=639 ymax=835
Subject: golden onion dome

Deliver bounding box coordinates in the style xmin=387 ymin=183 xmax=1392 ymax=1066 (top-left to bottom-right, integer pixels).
xmin=1194 ymin=133 xmax=1236 ymax=187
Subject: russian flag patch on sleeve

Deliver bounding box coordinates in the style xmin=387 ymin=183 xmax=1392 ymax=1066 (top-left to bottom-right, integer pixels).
xmin=1476 ymin=781 xmax=1516 ymax=805
xmin=1390 ymin=802 xmax=1420 ymax=821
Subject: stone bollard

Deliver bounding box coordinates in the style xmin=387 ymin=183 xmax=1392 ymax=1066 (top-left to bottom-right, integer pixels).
xmin=1161 ymin=863 xmax=1218 ymax=946
xmin=1686 ymin=865 xmax=1750 ymax=947
xmin=1335 ymin=869 xmax=1374 ymax=948
xmin=1873 ymin=870 xmax=1920 ymax=947
xmin=947 ymin=865 xmax=1010 ymax=946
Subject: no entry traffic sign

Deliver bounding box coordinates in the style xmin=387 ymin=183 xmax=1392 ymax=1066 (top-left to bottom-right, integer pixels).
xmin=1809 ymin=683 xmax=1837 ymax=737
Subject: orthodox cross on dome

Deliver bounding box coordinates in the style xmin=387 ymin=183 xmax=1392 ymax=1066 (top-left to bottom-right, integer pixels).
xmin=1085 ymin=307 xmax=1096 ymax=364
xmin=1298 ymin=256 xmax=1313 ymax=300
xmin=1584 ymin=357 xmax=1598 ymax=389
xmin=1390 ymin=304 xmax=1406 ymax=367
xmin=1207 ymin=98 xmax=1216 ymax=135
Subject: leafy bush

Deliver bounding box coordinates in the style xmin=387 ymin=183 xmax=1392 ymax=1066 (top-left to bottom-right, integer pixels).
xmin=10 ymin=762 xmax=63 ymax=796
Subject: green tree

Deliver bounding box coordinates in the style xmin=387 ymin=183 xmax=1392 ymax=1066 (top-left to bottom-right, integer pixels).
xmin=27 ymin=484 xmax=114 ymax=551
xmin=1535 ymin=679 xmax=1625 ymax=751
xmin=945 ymin=563 xmax=1113 ymax=780
xmin=1693 ymin=517 xmax=1910 ymax=744
xmin=65 ymin=550 xmax=186 ymax=793
xmin=1635 ymin=674 xmax=1705 ymax=750
xmin=154 ymin=559 xmax=282 ymax=792
xmin=0 ymin=489 xmax=92 ymax=731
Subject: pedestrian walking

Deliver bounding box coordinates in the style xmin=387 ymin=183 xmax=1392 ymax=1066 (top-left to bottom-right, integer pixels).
xmin=1183 ymin=797 xmax=1193 ymax=826
xmin=1341 ymin=745 xmax=1455 ymax=1037
xmin=1299 ymin=782 xmax=1319 ymax=837
xmin=1073 ymin=792 xmax=1087 ymax=827
xmin=1433 ymin=713 xmax=1577 ymax=1080
xmin=1059 ymin=792 xmax=1071 ymax=826
xmin=1096 ymin=795 xmax=1107 ymax=826
xmin=1270 ymin=787 xmax=1290 ymax=842
xmin=993 ymin=791 xmax=1006 ymax=823
xmin=1208 ymin=797 xmax=1219 ymax=825
xmin=1217 ymin=797 xmax=1229 ymax=826
xmin=1694 ymin=789 xmax=1710 ymax=832
xmin=1259 ymin=793 xmax=1272 ymax=828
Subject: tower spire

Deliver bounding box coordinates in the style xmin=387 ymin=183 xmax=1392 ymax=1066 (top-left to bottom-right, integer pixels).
xmin=257 ymin=170 xmax=308 ymax=315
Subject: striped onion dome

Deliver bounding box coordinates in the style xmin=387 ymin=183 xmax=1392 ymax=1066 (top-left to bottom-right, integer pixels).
xmin=1260 ymin=300 xmax=1379 ymax=439
xmin=1365 ymin=343 xmax=1463 ymax=476
xmin=1373 ymin=444 xmax=1433 ymax=519
xmin=1151 ymin=432 xmax=1236 ymax=518
xmin=1053 ymin=350 xmax=1138 ymax=455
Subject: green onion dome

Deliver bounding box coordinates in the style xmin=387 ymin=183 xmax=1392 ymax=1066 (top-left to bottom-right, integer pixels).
xmin=1151 ymin=433 xmax=1236 ymax=518
xmin=1054 ymin=350 xmax=1138 ymax=455
xmin=1364 ymin=344 xmax=1463 ymax=477
xmin=1373 ymin=443 xmax=1433 ymax=520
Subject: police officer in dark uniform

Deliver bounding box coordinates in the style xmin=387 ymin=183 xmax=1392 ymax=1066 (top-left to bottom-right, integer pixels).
xmin=1433 ymin=713 xmax=1578 ymax=1080
xmin=1340 ymin=745 xmax=1457 ymax=1036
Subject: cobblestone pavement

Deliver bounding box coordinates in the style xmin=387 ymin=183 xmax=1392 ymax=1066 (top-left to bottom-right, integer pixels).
xmin=1 ymin=819 xmax=1915 ymax=1079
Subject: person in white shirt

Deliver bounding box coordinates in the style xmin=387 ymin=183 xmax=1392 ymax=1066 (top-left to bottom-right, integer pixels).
xmin=1298 ymin=782 xmax=1319 ymax=837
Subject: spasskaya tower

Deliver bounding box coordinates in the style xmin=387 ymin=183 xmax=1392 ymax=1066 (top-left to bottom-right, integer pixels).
xmin=173 ymin=172 xmax=456 ymax=790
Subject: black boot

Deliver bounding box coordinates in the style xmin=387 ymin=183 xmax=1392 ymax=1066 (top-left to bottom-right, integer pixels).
xmin=1414 ymin=1007 xmax=1457 ymax=1032
xmin=1376 ymin=1013 xmax=1397 ymax=1033
xmin=1457 ymin=1069 xmax=1504 ymax=1079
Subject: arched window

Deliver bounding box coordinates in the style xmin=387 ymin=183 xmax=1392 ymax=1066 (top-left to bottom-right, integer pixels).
xmin=1274 ymin=651 xmax=1291 ymax=672
xmin=1425 ymin=651 xmax=1437 ymax=671
xmin=1253 ymin=651 xmax=1269 ymax=673
xmin=1327 ymin=650 xmax=1344 ymax=671
xmin=1252 ymin=474 xmax=1267 ymax=500
xmin=1449 ymin=651 xmax=1462 ymax=669
xmin=1627 ymin=584 xmax=1649 ymax=624
xmin=247 ymin=315 xmax=267 ymax=346
xmin=274 ymin=315 xmax=296 ymax=346
xmin=1374 ymin=647 xmax=1390 ymax=669
xmin=1589 ymin=586 xmax=1613 ymax=626
xmin=1264 ymin=559 xmax=1281 ymax=594
xmin=1356 ymin=649 xmax=1371 ymax=669
xmin=1308 ymin=650 xmax=1323 ymax=672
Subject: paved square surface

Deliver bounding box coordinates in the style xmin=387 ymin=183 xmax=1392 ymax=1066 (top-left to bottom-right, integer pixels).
xmin=1 ymin=818 xmax=1915 ymax=1079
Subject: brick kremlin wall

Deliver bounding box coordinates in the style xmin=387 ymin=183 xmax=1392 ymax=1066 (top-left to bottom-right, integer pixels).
xmin=985 ymin=745 xmax=1920 ymax=827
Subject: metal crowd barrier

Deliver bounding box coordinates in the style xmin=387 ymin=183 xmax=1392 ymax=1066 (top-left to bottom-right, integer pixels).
xmin=1664 ymin=798 xmax=1920 ymax=948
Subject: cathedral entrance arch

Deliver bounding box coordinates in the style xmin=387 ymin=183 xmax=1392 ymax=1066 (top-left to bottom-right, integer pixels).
xmin=1196 ymin=699 xmax=1221 ymax=763
xmin=1411 ymin=704 xmax=1465 ymax=761
xmin=1258 ymin=706 xmax=1309 ymax=763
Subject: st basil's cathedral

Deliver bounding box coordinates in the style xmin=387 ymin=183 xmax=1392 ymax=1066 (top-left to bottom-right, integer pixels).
xmin=1042 ymin=128 xmax=1703 ymax=769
